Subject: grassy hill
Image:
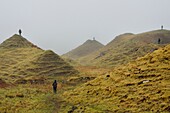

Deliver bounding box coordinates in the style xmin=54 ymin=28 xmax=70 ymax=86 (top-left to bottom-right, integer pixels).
xmin=63 ymin=44 xmax=170 ymax=112
xmin=0 ymin=34 xmax=78 ymax=83
xmin=62 ymin=39 xmax=104 ymax=60
xmin=1 ymin=32 xmax=170 ymax=112
xmin=0 ymin=34 xmax=40 ymax=49
xmin=78 ymin=30 xmax=170 ymax=67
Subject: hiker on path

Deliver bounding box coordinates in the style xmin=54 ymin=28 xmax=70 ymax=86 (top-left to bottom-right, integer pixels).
xmin=52 ymin=80 xmax=58 ymax=93
xmin=158 ymin=38 xmax=161 ymax=44
xmin=19 ymin=29 xmax=22 ymax=36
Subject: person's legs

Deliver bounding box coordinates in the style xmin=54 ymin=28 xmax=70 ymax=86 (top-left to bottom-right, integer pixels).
xmin=53 ymin=87 xmax=57 ymax=93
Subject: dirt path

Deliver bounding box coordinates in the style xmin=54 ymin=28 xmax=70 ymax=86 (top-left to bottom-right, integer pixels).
xmin=46 ymin=91 xmax=68 ymax=113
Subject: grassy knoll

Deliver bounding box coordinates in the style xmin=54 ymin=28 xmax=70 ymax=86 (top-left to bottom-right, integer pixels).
xmin=62 ymin=44 xmax=170 ymax=112
xmin=62 ymin=39 xmax=104 ymax=60
xmin=1 ymin=33 xmax=170 ymax=113
xmin=0 ymin=34 xmax=78 ymax=83
xmin=78 ymin=30 xmax=170 ymax=67
xmin=0 ymin=34 xmax=79 ymax=113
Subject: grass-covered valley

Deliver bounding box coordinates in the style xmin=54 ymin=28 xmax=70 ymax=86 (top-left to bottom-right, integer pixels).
xmin=0 ymin=30 xmax=170 ymax=113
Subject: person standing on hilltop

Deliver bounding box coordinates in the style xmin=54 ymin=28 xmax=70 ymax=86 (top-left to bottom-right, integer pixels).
xmin=161 ymin=25 xmax=163 ymax=30
xmin=52 ymin=80 xmax=58 ymax=94
xmin=19 ymin=29 xmax=22 ymax=36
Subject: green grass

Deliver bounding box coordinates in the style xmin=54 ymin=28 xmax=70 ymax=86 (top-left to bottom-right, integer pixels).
xmin=0 ymin=84 xmax=56 ymax=113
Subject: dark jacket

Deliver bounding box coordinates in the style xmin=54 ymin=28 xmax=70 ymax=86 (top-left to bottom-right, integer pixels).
xmin=52 ymin=80 xmax=57 ymax=88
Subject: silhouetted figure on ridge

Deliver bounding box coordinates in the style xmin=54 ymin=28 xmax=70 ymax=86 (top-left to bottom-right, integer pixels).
xmin=161 ymin=25 xmax=163 ymax=30
xmin=158 ymin=38 xmax=161 ymax=44
xmin=19 ymin=29 xmax=22 ymax=36
xmin=52 ymin=80 xmax=58 ymax=94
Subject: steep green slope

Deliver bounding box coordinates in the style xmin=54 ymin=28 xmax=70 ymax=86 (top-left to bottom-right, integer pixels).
xmin=0 ymin=34 xmax=78 ymax=83
xmin=63 ymin=44 xmax=170 ymax=112
xmin=62 ymin=39 xmax=104 ymax=60
xmin=78 ymin=30 xmax=170 ymax=67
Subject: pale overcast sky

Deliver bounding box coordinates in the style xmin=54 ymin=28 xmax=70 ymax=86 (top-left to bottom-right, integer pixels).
xmin=0 ymin=0 xmax=170 ymax=54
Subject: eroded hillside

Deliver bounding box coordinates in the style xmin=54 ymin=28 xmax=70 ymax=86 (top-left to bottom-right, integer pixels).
xmin=63 ymin=44 xmax=170 ymax=112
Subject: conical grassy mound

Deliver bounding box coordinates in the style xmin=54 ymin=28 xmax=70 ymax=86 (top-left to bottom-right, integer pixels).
xmin=0 ymin=35 xmax=78 ymax=83
xmin=63 ymin=44 xmax=170 ymax=112
xmin=27 ymin=50 xmax=78 ymax=76
xmin=62 ymin=39 xmax=104 ymax=60
xmin=0 ymin=34 xmax=39 ymax=49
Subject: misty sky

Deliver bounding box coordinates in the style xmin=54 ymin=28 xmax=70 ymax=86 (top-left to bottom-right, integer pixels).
xmin=0 ymin=0 xmax=170 ymax=55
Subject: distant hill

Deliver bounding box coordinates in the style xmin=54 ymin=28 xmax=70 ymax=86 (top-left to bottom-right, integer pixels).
xmin=78 ymin=30 xmax=170 ymax=67
xmin=62 ymin=39 xmax=104 ymax=60
xmin=63 ymin=44 xmax=170 ymax=112
xmin=0 ymin=34 xmax=78 ymax=82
